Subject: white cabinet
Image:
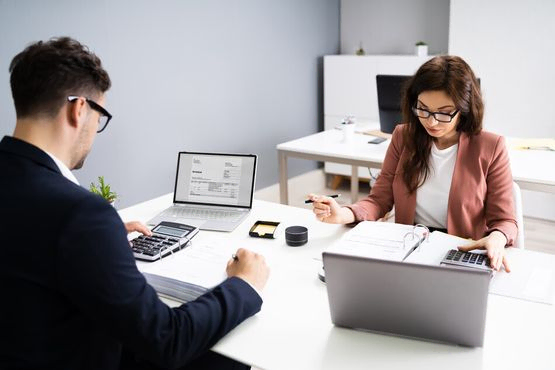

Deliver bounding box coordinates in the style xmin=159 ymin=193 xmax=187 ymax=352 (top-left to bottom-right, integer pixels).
xmin=323 ymin=55 xmax=431 ymax=178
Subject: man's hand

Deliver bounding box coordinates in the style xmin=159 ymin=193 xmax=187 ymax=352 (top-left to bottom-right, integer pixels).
xmin=226 ymin=248 xmax=270 ymax=292
xmin=124 ymin=221 xmax=152 ymax=236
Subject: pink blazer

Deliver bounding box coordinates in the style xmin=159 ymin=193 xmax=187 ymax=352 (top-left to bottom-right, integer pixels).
xmin=348 ymin=124 xmax=518 ymax=245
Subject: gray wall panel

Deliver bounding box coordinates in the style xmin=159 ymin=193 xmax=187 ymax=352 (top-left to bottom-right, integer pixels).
xmin=340 ymin=0 xmax=449 ymax=55
xmin=0 ymin=0 xmax=340 ymax=208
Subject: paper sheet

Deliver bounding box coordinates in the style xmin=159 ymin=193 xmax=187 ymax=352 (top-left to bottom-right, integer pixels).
xmin=327 ymin=221 xmax=425 ymax=261
xmin=139 ymin=238 xmax=233 ymax=289
xmin=404 ymin=231 xmax=474 ymax=265
xmin=490 ymin=248 xmax=555 ymax=304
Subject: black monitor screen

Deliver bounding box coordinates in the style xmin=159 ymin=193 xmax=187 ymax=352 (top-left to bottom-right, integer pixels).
xmin=376 ymin=75 xmax=411 ymax=134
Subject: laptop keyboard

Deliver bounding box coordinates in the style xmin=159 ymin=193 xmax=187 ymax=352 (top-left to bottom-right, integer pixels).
xmin=167 ymin=207 xmax=244 ymax=221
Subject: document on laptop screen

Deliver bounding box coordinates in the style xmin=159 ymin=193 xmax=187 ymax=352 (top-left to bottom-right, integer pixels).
xmin=174 ymin=153 xmax=255 ymax=207
xmin=188 ymin=155 xmax=242 ymax=205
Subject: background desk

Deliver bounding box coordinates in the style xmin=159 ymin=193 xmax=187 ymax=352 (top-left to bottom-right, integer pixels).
xmin=277 ymin=129 xmax=388 ymax=204
xmin=120 ymin=195 xmax=555 ymax=370
xmin=277 ymin=130 xmax=555 ymax=205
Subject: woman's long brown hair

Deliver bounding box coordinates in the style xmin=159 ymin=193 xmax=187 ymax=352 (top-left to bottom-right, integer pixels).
xmin=401 ymin=55 xmax=484 ymax=193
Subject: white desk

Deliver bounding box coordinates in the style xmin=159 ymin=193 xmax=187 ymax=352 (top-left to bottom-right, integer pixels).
xmin=277 ymin=130 xmax=555 ymax=205
xmin=277 ymin=129 xmax=389 ymax=204
xmin=120 ymin=195 xmax=555 ymax=370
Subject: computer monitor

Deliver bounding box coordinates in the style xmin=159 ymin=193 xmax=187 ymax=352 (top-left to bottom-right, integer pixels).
xmin=376 ymin=75 xmax=411 ymax=134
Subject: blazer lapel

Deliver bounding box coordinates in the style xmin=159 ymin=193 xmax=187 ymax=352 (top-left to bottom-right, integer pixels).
xmin=0 ymin=136 xmax=62 ymax=175
xmin=394 ymin=147 xmax=417 ymax=225
xmin=446 ymin=133 xmax=467 ymax=233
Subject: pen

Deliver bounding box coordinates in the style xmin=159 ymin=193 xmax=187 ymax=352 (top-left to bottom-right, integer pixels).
xmin=304 ymin=194 xmax=341 ymax=204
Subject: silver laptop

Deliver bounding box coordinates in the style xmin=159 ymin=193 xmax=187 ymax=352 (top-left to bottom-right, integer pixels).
xmin=323 ymin=252 xmax=491 ymax=347
xmin=148 ymin=152 xmax=257 ymax=232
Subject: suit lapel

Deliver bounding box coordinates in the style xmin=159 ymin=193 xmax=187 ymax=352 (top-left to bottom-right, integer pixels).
xmin=0 ymin=136 xmax=62 ymax=175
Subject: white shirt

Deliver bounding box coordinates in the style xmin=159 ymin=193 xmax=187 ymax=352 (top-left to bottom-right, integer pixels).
xmin=44 ymin=151 xmax=80 ymax=185
xmin=414 ymin=142 xmax=458 ymax=229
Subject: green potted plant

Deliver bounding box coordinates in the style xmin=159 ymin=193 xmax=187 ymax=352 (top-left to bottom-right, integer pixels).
xmin=355 ymin=41 xmax=365 ymax=56
xmin=415 ymin=41 xmax=428 ymax=57
xmin=90 ymin=176 xmax=117 ymax=206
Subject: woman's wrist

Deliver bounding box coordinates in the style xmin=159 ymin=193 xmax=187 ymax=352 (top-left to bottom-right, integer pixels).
xmin=340 ymin=207 xmax=356 ymax=224
xmin=489 ymin=230 xmax=508 ymax=247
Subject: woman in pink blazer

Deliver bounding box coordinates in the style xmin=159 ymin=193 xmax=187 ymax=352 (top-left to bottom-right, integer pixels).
xmin=309 ymin=56 xmax=517 ymax=271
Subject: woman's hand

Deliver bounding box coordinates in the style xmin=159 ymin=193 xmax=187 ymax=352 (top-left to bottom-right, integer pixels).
xmin=307 ymin=193 xmax=355 ymax=224
xmin=124 ymin=221 xmax=152 ymax=236
xmin=458 ymin=231 xmax=510 ymax=272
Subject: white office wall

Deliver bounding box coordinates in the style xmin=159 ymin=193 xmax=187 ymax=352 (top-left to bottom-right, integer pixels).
xmin=0 ymin=0 xmax=340 ymax=208
xmin=340 ymin=0 xmax=450 ymax=55
xmin=449 ymin=0 xmax=555 ymax=221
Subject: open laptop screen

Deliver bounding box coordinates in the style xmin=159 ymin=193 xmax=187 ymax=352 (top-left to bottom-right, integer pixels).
xmin=173 ymin=152 xmax=256 ymax=208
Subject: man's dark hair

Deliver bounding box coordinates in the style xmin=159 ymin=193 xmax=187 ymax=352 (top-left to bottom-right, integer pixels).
xmin=9 ymin=37 xmax=111 ymax=119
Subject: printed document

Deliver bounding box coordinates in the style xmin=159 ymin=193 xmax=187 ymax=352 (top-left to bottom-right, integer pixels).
xmin=188 ymin=155 xmax=242 ymax=205
xmin=138 ymin=238 xmax=236 ymax=302
xmin=327 ymin=221 xmax=427 ymax=261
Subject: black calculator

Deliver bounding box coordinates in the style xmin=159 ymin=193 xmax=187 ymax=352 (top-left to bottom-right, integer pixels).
xmin=440 ymin=249 xmax=492 ymax=271
xmin=131 ymin=221 xmax=199 ymax=261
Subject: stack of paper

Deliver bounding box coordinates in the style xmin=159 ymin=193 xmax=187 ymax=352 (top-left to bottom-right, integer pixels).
xmin=138 ymin=239 xmax=232 ymax=303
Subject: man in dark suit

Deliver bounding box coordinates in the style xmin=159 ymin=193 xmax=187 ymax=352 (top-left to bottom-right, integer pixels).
xmin=0 ymin=37 xmax=269 ymax=370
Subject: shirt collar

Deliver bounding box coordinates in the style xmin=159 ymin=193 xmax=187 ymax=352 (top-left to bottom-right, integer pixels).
xmin=44 ymin=151 xmax=80 ymax=185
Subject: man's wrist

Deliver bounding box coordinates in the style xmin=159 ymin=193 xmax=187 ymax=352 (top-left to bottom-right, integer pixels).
xmin=232 ymin=275 xmax=263 ymax=299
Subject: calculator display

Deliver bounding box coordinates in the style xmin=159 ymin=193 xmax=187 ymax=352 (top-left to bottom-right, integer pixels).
xmin=153 ymin=225 xmax=188 ymax=237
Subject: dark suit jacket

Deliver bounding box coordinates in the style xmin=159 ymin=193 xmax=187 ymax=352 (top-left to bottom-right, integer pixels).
xmin=0 ymin=136 xmax=262 ymax=369
xmin=348 ymin=124 xmax=518 ymax=245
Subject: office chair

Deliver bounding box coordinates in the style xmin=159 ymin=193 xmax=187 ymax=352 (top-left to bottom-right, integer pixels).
xmin=376 ymin=75 xmax=411 ymax=134
xmin=512 ymin=181 xmax=525 ymax=249
xmin=376 ymin=76 xmax=481 ymax=134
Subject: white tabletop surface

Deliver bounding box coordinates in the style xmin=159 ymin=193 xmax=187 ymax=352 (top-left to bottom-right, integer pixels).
xmin=277 ymin=130 xmax=555 ymax=193
xmin=277 ymin=129 xmax=389 ymax=164
xmin=508 ymin=147 xmax=555 ymax=188
xmin=119 ymin=195 xmax=555 ymax=370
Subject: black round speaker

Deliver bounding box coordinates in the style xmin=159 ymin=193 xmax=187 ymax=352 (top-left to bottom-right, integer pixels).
xmin=285 ymin=226 xmax=308 ymax=247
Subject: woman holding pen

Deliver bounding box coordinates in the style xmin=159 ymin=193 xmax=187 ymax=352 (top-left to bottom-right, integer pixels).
xmin=308 ymin=55 xmax=517 ymax=272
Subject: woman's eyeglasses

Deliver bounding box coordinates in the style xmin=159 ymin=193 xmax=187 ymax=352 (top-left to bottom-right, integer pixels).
xmin=412 ymin=107 xmax=459 ymax=123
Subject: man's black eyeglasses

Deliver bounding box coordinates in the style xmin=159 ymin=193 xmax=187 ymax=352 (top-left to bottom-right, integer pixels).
xmin=412 ymin=106 xmax=459 ymax=123
xmin=67 ymin=96 xmax=112 ymax=133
